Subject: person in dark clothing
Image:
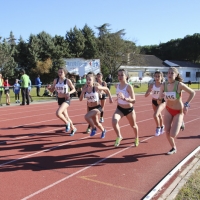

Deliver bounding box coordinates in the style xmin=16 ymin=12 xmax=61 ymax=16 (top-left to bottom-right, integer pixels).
xmin=35 ymin=75 xmax=42 ymax=96
xmin=105 ymin=74 xmax=112 ymax=90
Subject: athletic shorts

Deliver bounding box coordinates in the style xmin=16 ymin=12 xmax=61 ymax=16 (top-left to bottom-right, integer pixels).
xmin=117 ymin=105 xmax=134 ymax=116
xmin=58 ymin=97 xmax=71 ymax=106
xmin=4 ymin=89 xmax=9 ymax=94
xmin=152 ymin=98 xmax=165 ymax=107
xmin=99 ymin=93 xmax=107 ymax=100
xmin=166 ymin=106 xmax=181 ymax=117
xmin=88 ymin=104 xmax=102 ymax=113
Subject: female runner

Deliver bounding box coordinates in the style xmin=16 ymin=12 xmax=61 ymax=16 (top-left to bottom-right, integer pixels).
xmin=158 ymin=67 xmax=195 ymax=155
xmin=96 ymin=72 xmax=108 ymax=123
xmin=79 ymin=73 xmax=113 ymax=138
xmin=145 ymin=71 xmax=166 ymax=136
xmin=49 ymin=67 xmax=77 ymax=136
xmin=112 ymin=69 xmax=139 ymax=147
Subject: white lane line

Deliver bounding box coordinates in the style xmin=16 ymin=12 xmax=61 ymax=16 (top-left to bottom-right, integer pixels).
xmin=21 ymin=136 xmax=154 ymax=200
xmin=143 ymin=146 xmax=200 ymax=200
xmin=0 ymin=116 xmax=154 ymax=167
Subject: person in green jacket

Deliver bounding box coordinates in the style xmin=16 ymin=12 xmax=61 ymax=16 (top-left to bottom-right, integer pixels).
xmin=20 ymin=69 xmax=30 ymax=105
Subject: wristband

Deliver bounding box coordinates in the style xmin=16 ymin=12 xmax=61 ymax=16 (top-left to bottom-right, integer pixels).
xmin=184 ymin=102 xmax=190 ymax=108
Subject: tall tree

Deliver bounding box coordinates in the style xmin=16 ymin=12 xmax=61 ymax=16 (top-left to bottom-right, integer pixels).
xmin=0 ymin=38 xmax=17 ymax=77
xmin=65 ymin=26 xmax=85 ymax=57
xmin=81 ymin=24 xmax=98 ymax=59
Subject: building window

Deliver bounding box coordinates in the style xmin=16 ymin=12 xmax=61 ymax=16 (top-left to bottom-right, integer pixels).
xmin=186 ymin=72 xmax=190 ymax=77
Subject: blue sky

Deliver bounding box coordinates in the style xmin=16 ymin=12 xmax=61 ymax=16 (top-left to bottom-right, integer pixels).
xmin=0 ymin=0 xmax=199 ymax=46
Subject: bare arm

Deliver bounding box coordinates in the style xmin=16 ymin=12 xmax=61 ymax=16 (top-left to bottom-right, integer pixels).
xmin=179 ymin=82 xmax=196 ymax=104
xmin=67 ymin=79 xmax=76 ymax=94
xmin=96 ymin=84 xmax=113 ymax=103
xmin=48 ymin=79 xmax=57 ymax=93
xmin=145 ymin=84 xmax=153 ymax=97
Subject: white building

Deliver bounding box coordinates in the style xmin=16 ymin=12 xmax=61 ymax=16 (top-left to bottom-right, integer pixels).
xmin=120 ymin=55 xmax=200 ymax=83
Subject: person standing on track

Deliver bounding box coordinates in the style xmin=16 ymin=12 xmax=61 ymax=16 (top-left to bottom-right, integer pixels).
xmin=157 ymin=67 xmax=195 ymax=155
xmin=145 ymin=71 xmax=166 ymax=136
xmin=96 ymin=72 xmax=108 ymax=123
xmin=48 ymin=67 xmax=77 ymax=136
xmin=79 ymin=73 xmax=113 ymax=138
xmin=112 ymin=69 xmax=139 ymax=147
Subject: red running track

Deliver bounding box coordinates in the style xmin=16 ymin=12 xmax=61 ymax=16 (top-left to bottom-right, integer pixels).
xmin=0 ymin=92 xmax=200 ymax=200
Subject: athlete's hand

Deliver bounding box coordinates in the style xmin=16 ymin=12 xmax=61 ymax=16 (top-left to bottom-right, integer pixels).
xmin=109 ymin=97 xmax=113 ymax=103
xmin=183 ymin=107 xmax=188 ymax=115
xmin=65 ymin=92 xmax=70 ymax=100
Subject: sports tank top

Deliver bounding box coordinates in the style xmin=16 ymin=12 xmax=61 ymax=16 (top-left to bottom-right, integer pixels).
xmin=164 ymin=81 xmax=181 ymax=101
xmin=151 ymin=84 xmax=160 ymax=99
xmin=85 ymin=86 xmax=99 ymax=103
xmin=116 ymin=84 xmax=130 ymax=105
xmin=55 ymin=78 xmax=69 ymax=94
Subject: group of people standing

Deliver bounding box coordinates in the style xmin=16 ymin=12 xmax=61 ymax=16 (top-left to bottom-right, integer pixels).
xmin=0 ymin=70 xmax=34 ymax=106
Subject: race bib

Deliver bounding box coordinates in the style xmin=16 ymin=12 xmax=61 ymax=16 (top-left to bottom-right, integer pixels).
xmin=165 ymin=92 xmax=176 ymax=100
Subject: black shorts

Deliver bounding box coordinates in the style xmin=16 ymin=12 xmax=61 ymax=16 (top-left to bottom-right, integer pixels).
xmin=88 ymin=104 xmax=102 ymax=113
xmin=4 ymin=90 xmax=10 ymax=94
xmin=58 ymin=97 xmax=71 ymax=106
xmin=117 ymin=105 xmax=134 ymax=116
xmin=152 ymin=99 xmax=165 ymax=107
xmin=99 ymin=93 xmax=107 ymax=100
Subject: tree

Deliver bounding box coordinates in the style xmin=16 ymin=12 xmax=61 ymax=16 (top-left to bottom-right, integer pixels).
xmin=81 ymin=24 xmax=98 ymax=59
xmin=0 ymin=38 xmax=17 ymax=77
xmin=65 ymin=26 xmax=85 ymax=57
xmin=96 ymin=24 xmax=137 ymax=79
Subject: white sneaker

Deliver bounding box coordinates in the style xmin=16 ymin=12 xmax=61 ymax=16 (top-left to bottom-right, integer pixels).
xmin=155 ymin=127 xmax=161 ymax=136
xmin=167 ymin=148 xmax=177 ymax=155
xmin=160 ymin=125 xmax=165 ymax=134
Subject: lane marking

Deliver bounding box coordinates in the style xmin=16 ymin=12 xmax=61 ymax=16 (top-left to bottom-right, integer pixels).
xmin=79 ymin=175 xmax=145 ymax=194
xmin=21 ymin=136 xmax=153 ymax=200
xmin=143 ymin=146 xmax=200 ymax=200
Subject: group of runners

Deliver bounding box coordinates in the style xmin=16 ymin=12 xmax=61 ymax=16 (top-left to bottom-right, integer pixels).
xmin=48 ymin=66 xmax=195 ymax=155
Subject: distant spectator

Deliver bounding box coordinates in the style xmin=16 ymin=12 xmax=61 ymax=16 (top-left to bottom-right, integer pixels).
xmin=76 ymin=76 xmax=82 ymax=98
xmin=3 ymin=78 xmax=11 ymax=105
xmin=13 ymin=79 xmax=20 ymax=103
xmin=81 ymin=75 xmax=86 ymax=84
xmin=0 ymin=73 xmax=4 ymax=106
xmin=188 ymin=80 xmax=191 ymax=87
xmin=43 ymin=86 xmax=51 ymax=96
xmin=20 ymin=69 xmax=30 ymax=105
xmin=28 ymin=79 xmax=33 ymax=102
xmin=105 ymin=74 xmax=112 ymax=90
xmin=35 ymin=75 xmax=42 ymax=96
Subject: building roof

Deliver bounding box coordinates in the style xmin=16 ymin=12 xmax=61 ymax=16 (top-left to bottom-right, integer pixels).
xmin=166 ymin=60 xmax=200 ymax=68
xmin=128 ymin=54 xmax=167 ymax=67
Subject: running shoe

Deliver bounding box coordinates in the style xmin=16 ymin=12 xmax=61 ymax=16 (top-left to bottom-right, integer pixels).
xmin=101 ymin=129 xmax=106 ymax=139
xmin=135 ymin=138 xmax=139 ymax=147
xmin=15 ymin=100 xmax=18 ymax=103
xmin=155 ymin=127 xmax=161 ymax=136
xmin=66 ymin=122 xmax=71 ymax=132
xmin=114 ymin=137 xmax=123 ymax=147
xmin=85 ymin=128 xmax=91 ymax=134
xmin=167 ymin=148 xmax=177 ymax=155
xmin=180 ymin=121 xmax=185 ymax=131
xmin=160 ymin=125 xmax=165 ymax=134
xmin=99 ymin=117 xmax=104 ymax=123
xmin=70 ymin=128 xmax=77 ymax=136
xmin=90 ymin=128 xmax=97 ymax=136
